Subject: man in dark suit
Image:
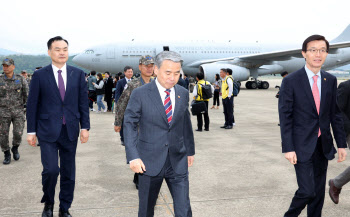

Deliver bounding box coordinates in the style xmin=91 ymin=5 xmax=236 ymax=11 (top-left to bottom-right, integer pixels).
xmin=114 ymin=66 xmax=133 ymax=145
xmin=124 ymin=51 xmax=195 ymax=217
xmin=104 ymin=72 xmax=114 ymax=112
xmin=328 ymin=79 xmax=350 ymax=204
xmin=26 ymin=36 xmax=90 ymax=217
xmin=279 ymin=35 xmax=347 ymax=217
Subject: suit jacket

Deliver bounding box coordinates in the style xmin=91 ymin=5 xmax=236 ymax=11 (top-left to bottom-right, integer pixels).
xmin=26 ymin=65 xmax=90 ymax=142
xmin=123 ymin=80 xmax=195 ymax=176
xmin=114 ymin=78 xmax=127 ymax=103
xmin=279 ymin=67 xmax=347 ymax=162
xmin=337 ymin=80 xmax=350 ymax=135
xmin=104 ymin=77 xmax=114 ymax=98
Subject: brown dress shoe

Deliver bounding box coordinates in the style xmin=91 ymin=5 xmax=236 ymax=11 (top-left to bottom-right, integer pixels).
xmin=329 ymin=179 xmax=342 ymax=204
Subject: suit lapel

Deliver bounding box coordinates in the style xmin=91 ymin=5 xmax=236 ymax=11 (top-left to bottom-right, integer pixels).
xmin=46 ymin=66 xmax=62 ymax=102
xmin=65 ymin=65 xmax=73 ymax=101
xmin=319 ymin=71 xmax=327 ymax=115
xmin=300 ymin=68 xmax=318 ymax=114
xmin=148 ymin=81 xmax=168 ymax=125
xmin=170 ymin=85 xmax=183 ymax=127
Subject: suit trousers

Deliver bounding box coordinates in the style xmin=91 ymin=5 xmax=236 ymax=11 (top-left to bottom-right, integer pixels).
xmin=222 ymin=97 xmax=233 ymax=126
xmin=39 ymin=125 xmax=78 ymax=212
xmin=196 ymin=101 xmax=209 ymax=130
xmin=138 ymin=154 xmax=192 ymax=217
xmin=284 ymin=138 xmax=328 ymax=217
xmin=333 ymin=134 xmax=350 ymax=188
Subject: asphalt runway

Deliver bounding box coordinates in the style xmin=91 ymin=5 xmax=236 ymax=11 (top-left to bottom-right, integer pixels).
xmin=1 ymin=78 xmax=350 ymax=217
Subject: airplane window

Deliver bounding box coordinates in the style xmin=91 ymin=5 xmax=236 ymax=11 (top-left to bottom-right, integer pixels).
xmin=85 ymin=50 xmax=94 ymax=54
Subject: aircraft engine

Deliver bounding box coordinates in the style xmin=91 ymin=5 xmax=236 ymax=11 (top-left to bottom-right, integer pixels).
xmin=199 ymin=63 xmax=250 ymax=82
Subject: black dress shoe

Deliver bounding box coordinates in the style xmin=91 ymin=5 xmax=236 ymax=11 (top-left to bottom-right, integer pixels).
xmin=225 ymin=125 xmax=233 ymax=129
xmin=195 ymin=129 xmax=202 ymax=132
xmin=11 ymin=146 xmax=20 ymax=161
xmin=220 ymin=125 xmax=227 ymax=128
xmin=3 ymin=151 xmax=11 ymax=165
xmin=59 ymin=209 xmax=72 ymax=217
xmin=204 ymin=128 xmax=209 ymax=131
xmin=42 ymin=203 xmax=54 ymax=217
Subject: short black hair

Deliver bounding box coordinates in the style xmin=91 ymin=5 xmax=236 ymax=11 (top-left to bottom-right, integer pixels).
xmin=47 ymin=36 xmax=69 ymax=50
xmin=226 ymin=68 xmax=232 ymax=75
xmin=220 ymin=68 xmax=227 ymax=73
xmin=281 ymin=71 xmax=289 ymax=77
xmin=91 ymin=71 xmax=96 ymax=76
xmin=105 ymin=71 xmax=110 ymax=76
xmin=184 ymin=74 xmax=188 ymax=77
xmin=196 ymin=72 xmax=204 ymax=80
xmin=215 ymin=73 xmax=220 ymax=81
xmin=124 ymin=66 xmax=133 ymax=72
xmin=302 ymin=35 xmax=329 ymax=52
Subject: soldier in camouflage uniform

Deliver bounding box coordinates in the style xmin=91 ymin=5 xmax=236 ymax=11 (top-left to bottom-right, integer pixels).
xmin=21 ymin=70 xmax=31 ymax=86
xmin=0 ymin=58 xmax=28 ymax=164
xmin=114 ymin=55 xmax=155 ymax=189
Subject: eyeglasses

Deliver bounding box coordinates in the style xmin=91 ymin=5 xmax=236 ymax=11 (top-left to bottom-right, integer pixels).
xmin=306 ymin=49 xmax=328 ymax=54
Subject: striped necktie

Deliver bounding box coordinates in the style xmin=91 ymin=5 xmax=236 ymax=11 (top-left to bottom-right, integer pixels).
xmin=164 ymin=89 xmax=172 ymax=125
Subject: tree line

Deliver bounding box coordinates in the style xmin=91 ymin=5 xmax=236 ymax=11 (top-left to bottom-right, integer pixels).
xmin=0 ymin=55 xmax=88 ymax=74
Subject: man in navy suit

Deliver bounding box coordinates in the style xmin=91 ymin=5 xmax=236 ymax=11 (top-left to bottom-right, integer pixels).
xmin=279 ymin=35 xmax=347 ymax=217
xmin=124 ymin=51 xmax=195 ymax=217
xmin=26 ymin=36 xmax=90 ymax=217
xmin=114 ymin=66 xmax=133 ymax=145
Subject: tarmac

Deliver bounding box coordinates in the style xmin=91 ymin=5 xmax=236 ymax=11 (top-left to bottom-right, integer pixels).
xmin=1 ymin=78 xmax=350 ymax=217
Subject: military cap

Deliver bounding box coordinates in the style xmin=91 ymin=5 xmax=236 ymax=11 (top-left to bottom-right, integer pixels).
xmin=139 ymin=55 xmax=154 ymax=65
xmin=2 ymin=58 xmax=14 ymax=66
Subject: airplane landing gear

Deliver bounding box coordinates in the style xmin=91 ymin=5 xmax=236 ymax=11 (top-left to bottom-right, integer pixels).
xmin=245 ymin=80 xmax=269 ymax=89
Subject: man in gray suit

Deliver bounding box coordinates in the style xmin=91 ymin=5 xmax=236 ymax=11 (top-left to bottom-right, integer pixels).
xmin=123 ymin=51 xmax=195 ymax=217
xmin=329 ymin=79 xmax=350 ymax=204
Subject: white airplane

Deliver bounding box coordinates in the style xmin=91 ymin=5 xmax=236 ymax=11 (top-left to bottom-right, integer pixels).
xmin=73 ymin=25 xmax=350 ymax=89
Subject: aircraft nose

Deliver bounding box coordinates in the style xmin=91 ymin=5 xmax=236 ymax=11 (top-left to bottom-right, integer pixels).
xmin=72 ymin=53 xmax=88 ymax=68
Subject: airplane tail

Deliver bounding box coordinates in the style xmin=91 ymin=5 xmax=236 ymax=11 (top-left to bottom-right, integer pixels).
xmin=331 ymin=24 xmax=350 ymax=43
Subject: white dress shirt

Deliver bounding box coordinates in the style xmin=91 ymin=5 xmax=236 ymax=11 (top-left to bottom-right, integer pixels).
xmin=155 ymin=78 xmax=176 ymax=112
xmin=52 ymin=63 xmax=67 ymax=90
xmin=304 ymin=65 xmax=321 ymax=99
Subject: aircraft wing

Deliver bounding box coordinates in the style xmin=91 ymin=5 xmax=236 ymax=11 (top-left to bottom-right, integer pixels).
xmin=186 ymin=41 xmax=350 ymax=67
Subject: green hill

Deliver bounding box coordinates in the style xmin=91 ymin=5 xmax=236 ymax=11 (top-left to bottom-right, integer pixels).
xmin=0 ymin=54 xmax=88 ymax=74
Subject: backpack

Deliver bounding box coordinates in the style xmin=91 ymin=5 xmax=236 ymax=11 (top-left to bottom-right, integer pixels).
xmin=198 ymin=81 xmax=212 ymax=100
xmin=233 ymin=81 xmax=240 ymax=97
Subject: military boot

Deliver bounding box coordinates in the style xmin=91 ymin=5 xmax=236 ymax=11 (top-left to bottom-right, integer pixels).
xmin=3 ymin=150 xmax=11 ymax=165
xmin=11 ymin=146 xmax=20 ymax=161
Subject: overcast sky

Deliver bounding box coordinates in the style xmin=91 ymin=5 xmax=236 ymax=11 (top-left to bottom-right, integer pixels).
xmin=1 ymin=0 xmax=349 ymax=54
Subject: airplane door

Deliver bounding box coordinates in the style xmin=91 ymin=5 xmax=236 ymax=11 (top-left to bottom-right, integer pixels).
xmin=107 ymin=48 xmax=115 ymax=59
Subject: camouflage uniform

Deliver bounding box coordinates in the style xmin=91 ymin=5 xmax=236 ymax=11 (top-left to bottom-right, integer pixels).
xmin=114 ymin=77 xmax=143 ymax=126
xmin=0 ymin=73 xmax=28 ymax=152
xmin=114 ymin=55 xmax=155 ymax=126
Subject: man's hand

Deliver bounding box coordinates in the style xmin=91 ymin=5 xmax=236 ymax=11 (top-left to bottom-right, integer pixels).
xmin=80 ymin=129 xmax=89 ymax=143
xmin=285 ymin=151 xmax=297 ymax=164
xmin=27 ymin=135 xmax=37 ymax=147
xmin=114 ymin=126 xmax=121 ymax=132
xmin=188 ymin=156 xmax=194 ymax=167
xmin=130 ymin=159 xmax=146 ymax=173
xmin=338 ymin=148 xmax=347 ymax=163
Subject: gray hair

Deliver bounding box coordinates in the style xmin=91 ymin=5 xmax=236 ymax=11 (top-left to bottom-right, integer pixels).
xmin=155 ymin=51 xmax=183 ymax=68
